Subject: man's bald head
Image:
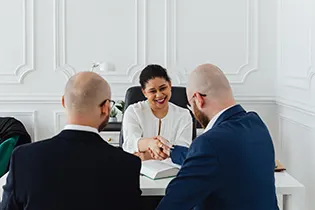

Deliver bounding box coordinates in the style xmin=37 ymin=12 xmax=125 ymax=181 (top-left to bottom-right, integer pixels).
xmin=187 ymin=64 xmax=236 ymax=127
xmin=64 ymin=72 xmax=111 ymax=115
xmin=187 ymin=64 xmax=233 ymax=102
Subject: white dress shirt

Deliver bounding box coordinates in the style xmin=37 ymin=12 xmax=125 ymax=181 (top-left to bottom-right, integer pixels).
xmin=63 ymin=124 xmax=99 ymax=135
xmin=203 ymin=105 xmax=236 ymax=133
xmin=122 ymin=101 xmax=193 ymax=153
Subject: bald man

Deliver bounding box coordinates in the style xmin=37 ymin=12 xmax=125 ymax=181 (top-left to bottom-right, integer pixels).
xmin=1 ymin=72 xmax=141 ymax=210
xmin=157 ymin=64 xmax=279 ymax=210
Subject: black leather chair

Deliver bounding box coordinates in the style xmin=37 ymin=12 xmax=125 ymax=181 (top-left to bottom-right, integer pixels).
xmin=119 ymin=86 xmax=196 ymax=147
xmin=0 ymin=117 xmax=31 ymax=176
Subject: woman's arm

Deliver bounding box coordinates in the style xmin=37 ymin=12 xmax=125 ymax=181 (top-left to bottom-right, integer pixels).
xmin=122 ymin=106 xmax=144 ymax=153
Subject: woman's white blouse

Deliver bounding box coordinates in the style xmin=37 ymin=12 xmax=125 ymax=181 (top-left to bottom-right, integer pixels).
xmin=122 ymin=100 xmax=193 ymax=153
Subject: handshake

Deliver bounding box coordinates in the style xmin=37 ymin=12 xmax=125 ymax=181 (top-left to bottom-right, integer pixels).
xmin=134 ymin=136 xmax=174 ymax=161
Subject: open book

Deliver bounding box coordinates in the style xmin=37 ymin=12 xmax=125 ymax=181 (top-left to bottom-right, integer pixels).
xmin=140 ymin=158 xmax=181 ymax=180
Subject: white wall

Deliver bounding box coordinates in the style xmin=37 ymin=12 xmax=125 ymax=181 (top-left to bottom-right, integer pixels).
xmin=0 ymin=0 xmax=278 ymax=143
xmin=6 ymin=0 xmax=315 ymax=209
xmin=276 ymin=0 xmax=315 ymax=209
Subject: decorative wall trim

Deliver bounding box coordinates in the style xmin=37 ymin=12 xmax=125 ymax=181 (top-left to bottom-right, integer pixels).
xmin=54 ymin=0 xmax=147 ymax=84
xmin=53 ymin=111 xmax=65 ymax=133
xmin=0 ymin=0 xmax=35 ymax=84
xmin=235 ymin=95 xmax=276 ymax=104
xmin=0 ymin=94 xmax=62 ymax=104
xmin=277 ymin=97 xmax=315 ymax=116
xmin=278 ymin=0 xmax=314 ymax=90
xmin=0 ymin=110 xmax=37 ymax=141
xmin=278 ymin=113 xmax=314 ymax=162
xmin=0 ymin=94 xmax=276 ymax=104
xmin=279 ymin=114 xmax=313 ymax=130
xmin=165 ymin=0 xmax=259 ymax=84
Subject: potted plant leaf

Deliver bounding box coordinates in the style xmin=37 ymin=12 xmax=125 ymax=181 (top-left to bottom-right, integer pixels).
xmin=115 ymin=100 xmax=125 ymax=114
xmin=109 ymin=100 xmax=125 ymax=122
xmin=109 ymin=108 xmax=118 ymax=122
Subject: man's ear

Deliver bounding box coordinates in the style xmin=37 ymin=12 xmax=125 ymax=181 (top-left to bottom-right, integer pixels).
xmin=62 ymin=96 xmax=65 ymax=108
xmin=101 ymin=102 xmax=110 ymax=116
xmin=195 ymin=93 xmax=205 ymax=109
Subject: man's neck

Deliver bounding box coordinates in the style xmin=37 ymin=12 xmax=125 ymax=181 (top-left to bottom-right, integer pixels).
xmin=67 ymin=119 xmax=98 ymax=130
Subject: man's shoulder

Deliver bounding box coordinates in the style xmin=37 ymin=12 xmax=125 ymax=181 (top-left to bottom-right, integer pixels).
xmin=112 ymin=147 xmax=141 ymax=166
xmin=192 ymin=112 xmax=270 ymax=148
xmin=12 ymin=137 xmax=56 ymax=157
xmin=190 ymin=125 xmax=235 ymax=151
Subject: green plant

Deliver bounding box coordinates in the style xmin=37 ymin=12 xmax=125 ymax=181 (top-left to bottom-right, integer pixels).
xmin=110 ymin=107 xmax=118 ymax=118
xmin=115 ymin=100 xmax=125 ymax=113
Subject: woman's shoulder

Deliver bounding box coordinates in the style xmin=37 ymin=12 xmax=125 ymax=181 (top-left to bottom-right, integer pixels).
xmin=168 ymin=102 xmax=191 ymax=117
xmin=125 ymin=100 xmax=149 ymax=113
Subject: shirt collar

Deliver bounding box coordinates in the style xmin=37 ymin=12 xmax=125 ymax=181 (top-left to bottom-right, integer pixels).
xmin=203 ymin=105 xmax=236 ymax=133
xmin=63 ymin=124 xmax=99 ymax=135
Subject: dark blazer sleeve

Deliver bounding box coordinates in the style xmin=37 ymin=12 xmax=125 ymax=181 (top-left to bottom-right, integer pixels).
xmin=1 ymin=150 xmax=22 ymax=210
xmin=156 ymin=138 xmax=219 ymax=210
xmin=170 ymin=145 xmax=188 ymax=165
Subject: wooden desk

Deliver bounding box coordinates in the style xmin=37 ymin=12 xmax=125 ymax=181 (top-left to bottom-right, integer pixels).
xmin=0 ymin=171 xmax=304 ymax=210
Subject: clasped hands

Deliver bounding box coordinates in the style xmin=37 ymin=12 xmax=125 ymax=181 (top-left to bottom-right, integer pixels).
xmin=147 ymin=136 xmax=173 ymax=160
xmin=134 ymin=136 xmax=173 ymax=161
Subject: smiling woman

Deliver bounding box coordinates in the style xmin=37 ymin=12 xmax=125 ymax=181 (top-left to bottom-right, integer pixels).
xmin=122 ymin=65 xmax=193 ymax=161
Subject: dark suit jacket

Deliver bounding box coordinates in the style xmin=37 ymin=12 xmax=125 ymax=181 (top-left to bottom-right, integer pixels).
xmin=1 ymin=130 xmax=141 ymax=210
xmin=157 ymin=105 xmax=279 ymax=210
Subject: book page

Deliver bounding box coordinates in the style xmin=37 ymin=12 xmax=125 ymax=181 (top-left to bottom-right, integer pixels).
xmin=142 ymin=160 xmax=174 ymax=171
xmin=162 ymin=158 xmax=181 ymax=169
xmin=141 ymin=159 xmax=179 ymax=179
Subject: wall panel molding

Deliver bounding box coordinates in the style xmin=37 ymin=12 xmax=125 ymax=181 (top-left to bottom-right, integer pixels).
xmin=278 ymin=113 xmax=314 ymax=170
xmin=165 ymin=0 xmax=259 ymax=84
xmin=53 ymin=0 xmax=147 ymax=84
xmin=278 ymin=0 xmax=314 ymax=90
xmin=0 ymin=94 xmax=275 ymax=104
xmin=0 ymin=94 xmax=62 ymax=104
xmin=0 ymin=110 xmax=37 ymax=140
xmin=53 ymin=111 xmax=66 ymax=133
xmin=277 ymin=97 xmax=315 ymax=116
xmin=0 ymin=0 xmax=35 ymax=84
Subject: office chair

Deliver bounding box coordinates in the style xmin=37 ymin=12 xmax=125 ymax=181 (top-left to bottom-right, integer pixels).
xmin=0 ymin=117 xmax=31 ymax=177
xmin=119 ymin=86 xmax=197 ymax=147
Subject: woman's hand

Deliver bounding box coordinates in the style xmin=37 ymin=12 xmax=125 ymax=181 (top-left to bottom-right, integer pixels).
xmin=133 ymin=151 xmax=153 ymax=161
xmin=147 ymin=138 xmax=169 ymax=160
xmin=137 ymin=137 xmax=170 ymax=160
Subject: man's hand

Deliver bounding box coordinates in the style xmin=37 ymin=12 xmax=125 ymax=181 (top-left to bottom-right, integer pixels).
xmin=147 ymin=139 xmax=169 ymax=160
xmin=154 ymin=136 xmax=173 ymax=157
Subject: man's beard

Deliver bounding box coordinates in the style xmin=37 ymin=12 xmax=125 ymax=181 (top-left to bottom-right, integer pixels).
xmin=98 ymin=115 xmax=109 ymax=132
xmin=193 ymin=101 xmax=210 ymax=129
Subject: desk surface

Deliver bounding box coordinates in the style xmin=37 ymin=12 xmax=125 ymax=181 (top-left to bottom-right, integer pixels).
xmin=140 ymin=171 xmax=304 ymax=196
xmin=0 ymin=172 xmax=304 ymax=198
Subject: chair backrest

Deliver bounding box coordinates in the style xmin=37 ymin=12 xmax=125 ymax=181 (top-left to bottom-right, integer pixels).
xmin=119 ymin=86 xmax=197 ymax=147
xmin=0 ymin=117 xmax=32 ymax=176
xmin=0 ymin=136 xmax=18 ymax=177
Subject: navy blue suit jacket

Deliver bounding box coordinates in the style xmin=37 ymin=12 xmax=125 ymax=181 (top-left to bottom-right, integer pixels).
xmin=1 ymin=130 xmax=141 ymax=210
xmin=157 ymin=105 xmax=279 ymax=210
